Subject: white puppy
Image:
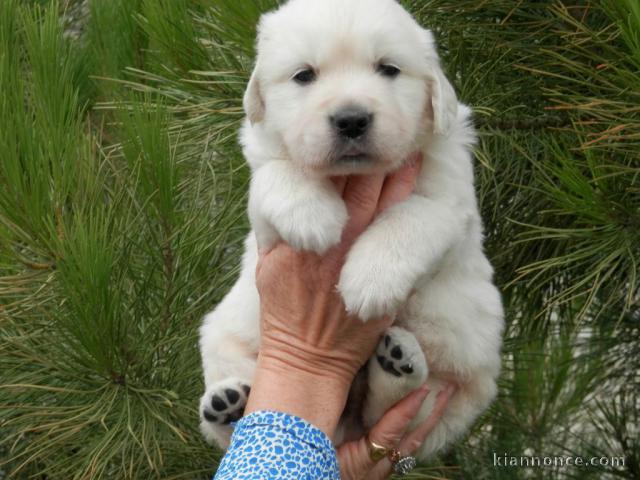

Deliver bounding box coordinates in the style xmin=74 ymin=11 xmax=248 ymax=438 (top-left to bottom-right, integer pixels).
xmin=199 ymin=0 xmax=504 ymax=460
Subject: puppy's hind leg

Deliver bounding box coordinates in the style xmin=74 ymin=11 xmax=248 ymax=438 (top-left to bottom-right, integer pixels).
xmin=363 ymin=327 xmax=428 ymax=429
xmin=199 ymin=234 xmax=260 ymax=449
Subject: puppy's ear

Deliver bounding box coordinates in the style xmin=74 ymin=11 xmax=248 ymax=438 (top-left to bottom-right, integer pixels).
xmin=421 ymin=29 xmax=458 ymax=135
xmin=426 ymin=67 xmax=458 ymax=135
xmin=243 ymin=66 xmax=265 ymax=125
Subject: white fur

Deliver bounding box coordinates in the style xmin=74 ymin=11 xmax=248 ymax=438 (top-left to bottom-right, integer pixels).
xmin=199 ymin=0 xmax=504 ymax=459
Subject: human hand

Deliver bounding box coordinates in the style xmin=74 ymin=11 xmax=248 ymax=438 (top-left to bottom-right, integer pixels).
xmin=245 ymin=153 xmax=423 ymax=437
xmin=338 ymin=384 xmax=455 ymax=480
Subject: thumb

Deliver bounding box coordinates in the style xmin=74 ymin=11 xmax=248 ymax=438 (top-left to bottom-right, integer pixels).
xmin=337 ymin=385 xmax=429 ymax=480
xmin=376 ymin=152 xmax=422 ymax=215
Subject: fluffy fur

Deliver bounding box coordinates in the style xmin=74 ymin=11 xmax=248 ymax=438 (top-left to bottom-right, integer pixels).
xmin=199 ymin=0 xmax=504 ymax=460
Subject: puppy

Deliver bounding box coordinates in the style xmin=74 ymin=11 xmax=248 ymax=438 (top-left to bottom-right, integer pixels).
xmin=199 ymin=0 xmax=504 ymax=460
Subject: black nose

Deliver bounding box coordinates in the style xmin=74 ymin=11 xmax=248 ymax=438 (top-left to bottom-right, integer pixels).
xmin=330 ymin=108 xmax=373 ymax=139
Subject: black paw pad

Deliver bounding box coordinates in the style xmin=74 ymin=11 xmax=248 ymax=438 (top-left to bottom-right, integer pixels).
xmin=211 ymin=395 xmax=227 ymax=412
xmin=203 ymin=411 xmax=218 ymax=423
xmin=222 ymin=409 xmax=244 ymax=425
xmin=377 ymin=355 xmax=402 ymax=377
xmin=376 ymin=331 xmax=417 ymax=379
xmin=391 ymin=345 xmax=403 ymax=359
xmin=225 ymin=388 xmax=240 ymax=404
xmin=202 ymin=382 xmax=252 ymax=425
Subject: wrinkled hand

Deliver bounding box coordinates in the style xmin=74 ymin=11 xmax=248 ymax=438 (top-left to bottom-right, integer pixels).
xmin=255 ymin=153 xmax=424 ymax=384
xmin=246 ymin=153 xmax=423 ymax=437
xmin=338 ymin=384 xmax=455 ymax=480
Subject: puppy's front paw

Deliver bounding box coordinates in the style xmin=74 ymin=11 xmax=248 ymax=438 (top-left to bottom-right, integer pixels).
xmin=338 ymin=252 xmax=413 ymax=321
xmin=276 ymin=196 xmax=347 ymax=254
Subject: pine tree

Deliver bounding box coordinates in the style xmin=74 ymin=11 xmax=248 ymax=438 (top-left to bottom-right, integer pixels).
xmin=0 ymin=1 xmax=637 ymax=479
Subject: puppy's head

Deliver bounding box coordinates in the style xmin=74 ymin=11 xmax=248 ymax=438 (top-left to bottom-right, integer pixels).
xmin=244 ymin=0 xmax=457 ymax=175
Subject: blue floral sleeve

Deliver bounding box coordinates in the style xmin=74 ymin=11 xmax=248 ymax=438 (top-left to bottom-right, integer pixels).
xmin=213 ymin=411 xmax=340 ymax=480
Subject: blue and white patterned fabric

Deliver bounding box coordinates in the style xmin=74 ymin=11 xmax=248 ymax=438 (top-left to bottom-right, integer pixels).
xmin=214 ymin=411 xmax=340 ymax=479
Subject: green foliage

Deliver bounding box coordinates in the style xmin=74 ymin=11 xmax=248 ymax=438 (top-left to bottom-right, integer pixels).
xmin=85 ymin=0 xmax=147 ymax=92
xmin=1 ymin=1 xmax=247 ymax=478
xmin=0 ymin=0 xmax=637 ymax=479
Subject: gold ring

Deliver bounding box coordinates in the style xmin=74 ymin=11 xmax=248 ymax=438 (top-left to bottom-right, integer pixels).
xmin=366 ymin=436 xmax=391 ymax=463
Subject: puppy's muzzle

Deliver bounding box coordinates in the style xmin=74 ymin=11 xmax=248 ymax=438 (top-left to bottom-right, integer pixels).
xmin=330 ymin=107 xmax=373 ymax=140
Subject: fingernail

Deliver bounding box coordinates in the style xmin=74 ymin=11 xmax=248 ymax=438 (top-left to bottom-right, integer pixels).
xmin=416 ymin=383 xmax=430 ymax=401
xmin=402 ymin=384 xmax=430 ymax=416
xmin=407 ymin=152 xmax=419 ymax=167
xmin=407 ymin=384 xmax=430 ymax=406
xmin=438 ymin=383 xmax=457 ymax=399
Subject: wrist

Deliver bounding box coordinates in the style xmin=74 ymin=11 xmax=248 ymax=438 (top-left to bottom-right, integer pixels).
xmin=244 ymin=348 xmax=353 ymax=439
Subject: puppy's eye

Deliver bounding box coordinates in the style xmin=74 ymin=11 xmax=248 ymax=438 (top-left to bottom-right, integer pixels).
xmin=293 ymin=68 xmax=317 ymax=85
xmin=377 ymin=63 xmax=401 ymax=78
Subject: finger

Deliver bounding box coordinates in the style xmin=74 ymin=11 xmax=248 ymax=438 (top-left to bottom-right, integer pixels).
xmin=355 ymin=315 xmax=396 ymax=359
xmin=330 ymin=176 xmax=348 ymax=196
xmin=257 ymin=245 xmax=275 ymax=259
xmin=338 ymin=385 xmax=429 ymax=479
xmin=341 ymin=173 xmax=386 ymax=243
xmin=256 ymin=249 xmax=268 ymax=277
xmin=399 ymin=383 xmax=457 ymax=455
xmin=255 ymin=239 xmax=287 ymax=277
xmin=376 ymin=152 xmax=422 ymax=215
xmin=369 ymin=459 xmax=394 ymax=480
xmin=369 ymin=384 xmax=456 ymax=480
xmin=256 ymin=256 xmax=264 ymax=277
xmin=366 ymin=316 xmax=396 ymax=342
xmin=368 ymin=384 xmax=431 ymax=447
